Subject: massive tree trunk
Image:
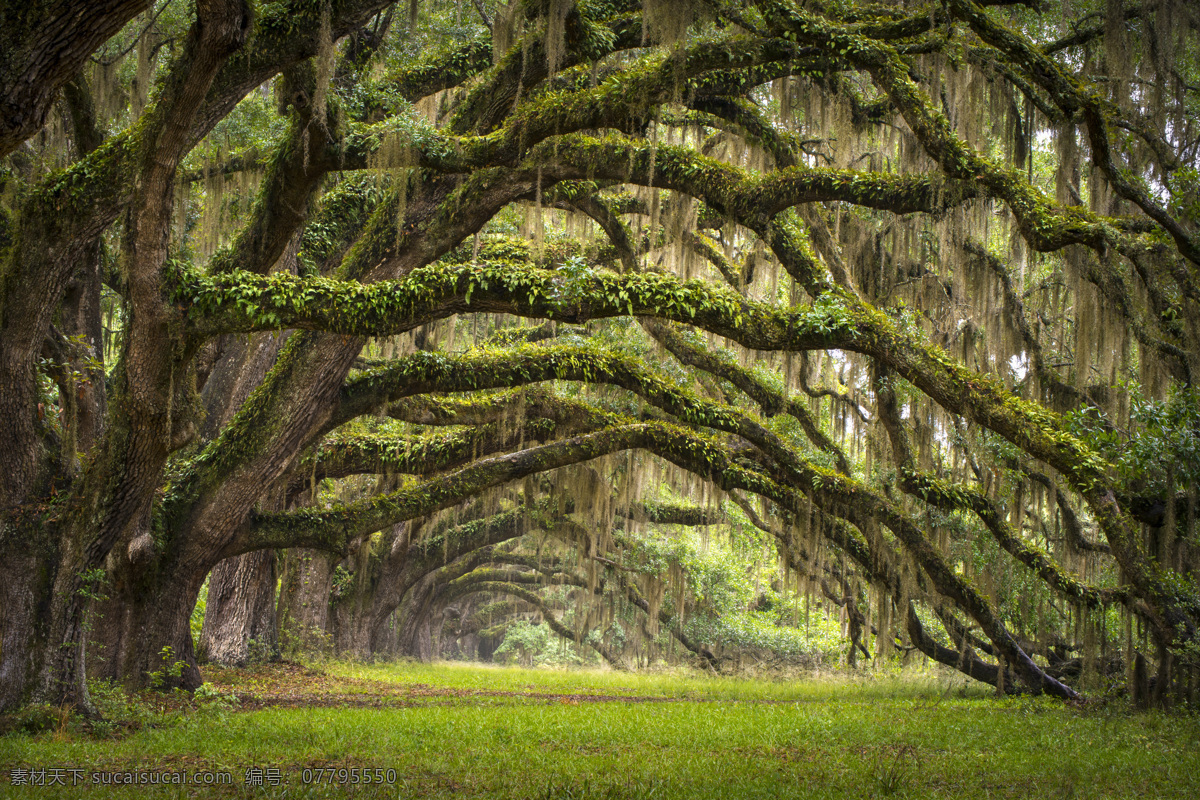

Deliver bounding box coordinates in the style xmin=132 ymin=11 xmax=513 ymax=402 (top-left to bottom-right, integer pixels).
xmin=31 ymin=0 xmax=252 ymax=711
xmin=369 ymin=609 xmax=403 ymax=659
xmin=0 ymin=0 xmax=445 ymax=710
xmin=394 ymin=572 xmax=440 ymax=662
xmin=276 ymin=549 xmax=336 ymax=657
xmin=330 ymin=573 xmax=373 ymax=658
xmin=0 ymin=546 xmax=53 ymax=711
xmin=85 ymin=562 xmax=207 ymax=692
xmin=199 ymin=550 xmax=278 ymax=665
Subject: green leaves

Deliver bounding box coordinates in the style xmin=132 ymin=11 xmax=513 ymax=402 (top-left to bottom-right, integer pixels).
xmin=171 ymin=252 xmax=766 ymax=344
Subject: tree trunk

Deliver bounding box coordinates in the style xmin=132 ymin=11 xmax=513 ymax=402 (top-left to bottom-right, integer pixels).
xmin=0 ymin=543 xmax=54 ymax=711
xmin=86 ymin=568 xmax=206 ymax=692
xmin=331 ymin=591 xmax=373 ymax=658
xmin=199 ymin=550 xmax=278 ymax=665
xmin=276 ymin=549 xmax=334 ymax=656
xmin=369 ymin=608 xmax=402 ymax=658
xmin=394 ymin=572 xmax=440 ymax=661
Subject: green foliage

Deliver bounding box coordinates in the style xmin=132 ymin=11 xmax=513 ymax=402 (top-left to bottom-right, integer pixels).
xmin=1119 ymin=385 xmax=1200 ymax=495
xmin=1 ymin=704 xmax=63 ymax=736
xmin=76 ymin=567 xmax=110 ymax=602
xmin=493 ymin=620 xmax=552 ymax=667
xmin=1168 ymin=167 xmax=1200 ymax=227
xmin=193 ymin=682 xmax=238 ymax=711
xmin=190 ymin=578 xmax=208 ymax=656
xmin=617 ymin=503 xmax=843 ymax=664
xmin=146 ymin=646 xmax=187 ymax=691
xmin=330 ymin=565 xmax=354 ymax=600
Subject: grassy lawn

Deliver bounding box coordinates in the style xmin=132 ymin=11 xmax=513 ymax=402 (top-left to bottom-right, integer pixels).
xmin=2 ymin=661 xmax=1198 ymax=798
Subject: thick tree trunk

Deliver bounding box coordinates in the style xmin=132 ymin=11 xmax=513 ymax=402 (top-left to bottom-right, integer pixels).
xmin=0 ymin=542 xmax=54 ymax=711
xmin=123 ymin=584 xmax=205 ymax=691
xmin=363 ymin=524 xmax=415 ymax=656
xmin=394 ymin=572 xmax=440 ymax=661
xmin=331 ymin=592 xmax=374 ymax=658
xmin=368 ymin=609 xmax=402 ymax=658
xmin=199 ymin=550 xmax=278 ymax=665
xmin=276 ymin=549 xmax=335 ymax=656
xmin=86 ymin=568 xmax=205 ymax=692
xmin=289 ymin=521 xmax=422 ymax=661
xmin=31 ymin=0 xmax=252 ymax=712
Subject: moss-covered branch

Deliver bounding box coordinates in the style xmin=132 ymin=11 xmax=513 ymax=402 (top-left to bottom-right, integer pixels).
xmin=294 ymin=413 xmax=604 ymax=488
xmin=245 ymin=423 xmax=667 ymax=553
xmin=875 ymin=372 xmax=1125 ymax=610
xmin=381 ymin=387 xmax=617 ymax=431
xmin=179 ymin=259 xmax=1108 ymax=502
xmin=640 ymin=319 xmax=852 ymax=474
xmin=206 ymin=66 xmax=341 ymax=277
xmin=0 ymin=0 xmax=148 ymax=157
xmin=946 ymin=0 xmax=1200 ymax=267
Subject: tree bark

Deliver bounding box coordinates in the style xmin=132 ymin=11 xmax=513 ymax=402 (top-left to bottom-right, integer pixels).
xmin=85 ymin=567 xmax=206 ymax=692
xmin=276 ymin=549 xmax=335 ymax=657
xmin=199 ymin=550 xmax=278 ymax=665
xmin=0 ymin=1 xmax=152 ymax=159
xmin=394 ymin=572 xmax=440 ymax=661
xmin=0 ymin=544 xmax=52 ymax=711
xmin=34 ymin=0 xmax=252 ymax=711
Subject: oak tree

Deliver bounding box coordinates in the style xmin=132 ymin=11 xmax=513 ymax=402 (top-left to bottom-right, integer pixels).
xmin=2 ymin=0 xmax=1199 ymax=712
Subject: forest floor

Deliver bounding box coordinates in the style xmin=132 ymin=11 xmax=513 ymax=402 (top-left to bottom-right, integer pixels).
xmin=2 ymin=660 xmax=1199 ymax=798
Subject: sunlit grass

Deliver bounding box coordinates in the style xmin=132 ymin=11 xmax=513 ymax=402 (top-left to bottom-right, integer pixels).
xmin=327 ymin=658 xmax=994 ymax=702
xmin=2 ymin=661 xmax=1198 ymax=798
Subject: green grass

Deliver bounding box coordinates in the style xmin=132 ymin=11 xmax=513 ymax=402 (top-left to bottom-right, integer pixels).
xmin=2 ymin=662 xmax=1198 ymax=798
xmin=325 ymin=659 xmax=903 ymax=701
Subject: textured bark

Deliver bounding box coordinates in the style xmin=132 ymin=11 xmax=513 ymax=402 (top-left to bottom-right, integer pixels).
xmin=0 ymin=0 xmax=151 ymax=158
xmin=36 ymin=0 xmax=252 ymax=708
xmin=360 ymin=524 xmax=415 ymax=655
xmin=85 ymin=567 xmax=205 ymax=693
xmin=276 ymin=549 xmax=335 ymax=656
xmin=0 ymin=544 xmax=51 ymax=711
xmin=199 ymin=550 xmax=278 ymax=665
xmin=331 ymin=593 xmax=371 ymax=657
xmin=201 ymin=331 xmax=292 ymax=441
xmin=369 ymin=608 xmax=403 ymax=659
xmin=394 ymin=572 xmax=439 ymax=661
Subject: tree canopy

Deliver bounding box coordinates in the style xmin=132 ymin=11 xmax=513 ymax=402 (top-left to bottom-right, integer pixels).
xmin=2 ymin=0 xmax=1200 ymax=713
